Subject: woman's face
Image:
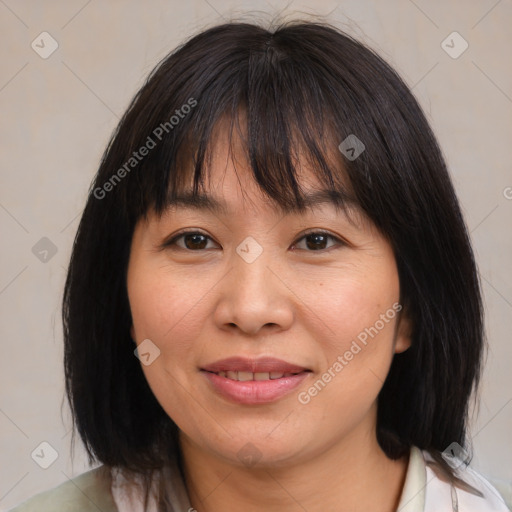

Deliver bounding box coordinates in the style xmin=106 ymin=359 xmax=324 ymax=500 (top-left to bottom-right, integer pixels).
xmin=127 ymin=127 xmax=411 ymax=469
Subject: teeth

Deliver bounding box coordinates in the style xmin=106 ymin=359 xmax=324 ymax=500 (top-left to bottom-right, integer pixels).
xmin=216 ymin=371 xmax=301 ymax=381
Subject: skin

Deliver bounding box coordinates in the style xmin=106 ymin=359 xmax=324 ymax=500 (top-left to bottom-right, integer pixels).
xmin=127 ymin=122 xmax=412 ymax=512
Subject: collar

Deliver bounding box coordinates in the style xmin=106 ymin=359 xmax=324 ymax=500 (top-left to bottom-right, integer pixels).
xmin=396 ymin=446 xmax=427 ymax=512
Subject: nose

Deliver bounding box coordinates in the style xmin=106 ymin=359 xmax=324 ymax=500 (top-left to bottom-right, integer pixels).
xmin=213 ymin=242 xmax=294 ymax=336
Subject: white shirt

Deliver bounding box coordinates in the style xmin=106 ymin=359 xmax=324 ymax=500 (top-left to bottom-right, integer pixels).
xmin=398 ymin=447 xmax=510 ymax=511
xmin=111 ymin=446 xmax=510 ymax=511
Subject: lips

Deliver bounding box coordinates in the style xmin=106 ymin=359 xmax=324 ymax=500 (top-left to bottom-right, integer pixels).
xmin=200 ymin=357 xmax=311 ymax=404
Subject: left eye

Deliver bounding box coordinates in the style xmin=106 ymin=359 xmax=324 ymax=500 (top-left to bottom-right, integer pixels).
xmin=292 ymin=231 xmax=344 ymax=251
xmin=163 ymin=230 xmax=344 ymax=252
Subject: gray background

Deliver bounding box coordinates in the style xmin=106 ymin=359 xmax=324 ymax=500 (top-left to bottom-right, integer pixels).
xmin=1 ymin=0 xmax=511 ymax=510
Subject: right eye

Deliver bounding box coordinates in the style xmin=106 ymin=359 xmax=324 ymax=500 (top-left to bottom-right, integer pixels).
xmin=163 ymin=230 xmax=219 ymax=251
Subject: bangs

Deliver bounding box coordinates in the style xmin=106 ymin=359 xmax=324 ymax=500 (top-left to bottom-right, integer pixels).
xmin=114 ymin=22 xmax=371 ymax=227
xmin=162 ymin=105 xmax=356 ymax=218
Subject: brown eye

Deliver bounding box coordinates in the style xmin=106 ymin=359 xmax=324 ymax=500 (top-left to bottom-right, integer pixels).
xmin=164 ymin=231 xmax=218 ymax=251
xmin=293 ymin=231 xmax=344 ymax=252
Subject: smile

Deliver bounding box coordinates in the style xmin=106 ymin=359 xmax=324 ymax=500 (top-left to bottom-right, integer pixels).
xmin=201 ymin=369 xmax=311 ymax=405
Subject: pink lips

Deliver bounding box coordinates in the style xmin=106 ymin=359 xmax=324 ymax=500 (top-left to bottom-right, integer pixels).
xmin=201 ymin=356 xmax=311 ymax=405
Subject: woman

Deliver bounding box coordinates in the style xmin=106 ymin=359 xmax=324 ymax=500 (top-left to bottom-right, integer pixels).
xmin=10 ymin=19 xmax=510 ymax=512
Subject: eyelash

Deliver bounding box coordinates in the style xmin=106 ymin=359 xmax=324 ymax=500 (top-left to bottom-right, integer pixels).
xmin=162 ymin=229 xmax=346 ymax=253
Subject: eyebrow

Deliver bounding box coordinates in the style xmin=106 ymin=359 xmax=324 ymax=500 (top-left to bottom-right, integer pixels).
xmin=165 ymin=189 xmax=358 ymax=216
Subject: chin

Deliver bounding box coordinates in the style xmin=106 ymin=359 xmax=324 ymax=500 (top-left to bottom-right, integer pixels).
xmin=202 ymin=431 xmax=310 ymax=470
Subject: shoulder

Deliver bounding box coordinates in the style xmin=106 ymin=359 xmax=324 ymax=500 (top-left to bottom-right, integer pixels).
xmin=8 ymin=466 xmax=118 ymax=512
xmin=421 ymin=450 xmax=511 ymax=511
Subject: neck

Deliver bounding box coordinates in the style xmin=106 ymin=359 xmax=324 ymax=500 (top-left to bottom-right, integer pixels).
xmin=178 ymin=423 xmax=409 ymax=512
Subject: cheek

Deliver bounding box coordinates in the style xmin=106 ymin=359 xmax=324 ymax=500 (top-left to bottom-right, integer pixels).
xmin=303 ymin=259 xmax=400 ymax=405
xmin=298 ymin=301 xmax=399 ymax=439
xmin=127 ymin=267 xmax=216 ymax=435
xmin=128 ymin=264 xmax=208 ymax=349
xmin=306 ymin=260 xmax=400 ymax=347
xmin=127 ymin=265 xmax=210 ymax=428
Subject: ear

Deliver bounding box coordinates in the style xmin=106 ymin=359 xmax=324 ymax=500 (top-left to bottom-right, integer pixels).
xmin=394 ymin=308 xmax=412 ymax=354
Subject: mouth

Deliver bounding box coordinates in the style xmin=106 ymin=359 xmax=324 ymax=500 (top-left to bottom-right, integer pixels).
xmin=200 ymin=357 xmax=312 ymax=404
xmin=206 ymin=370 xmax=306 ymax=381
